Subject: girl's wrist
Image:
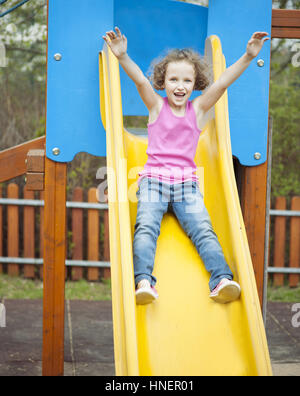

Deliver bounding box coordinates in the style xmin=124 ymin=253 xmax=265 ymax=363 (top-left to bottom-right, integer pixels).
xmin=118 ymin=52 xmax=128 ymax=61
xmin=244 ymin=52 xmax=255 ymax=63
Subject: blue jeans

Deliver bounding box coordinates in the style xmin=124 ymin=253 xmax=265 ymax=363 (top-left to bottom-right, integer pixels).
xmin=133 ymin=177 xmax=233 ymax=291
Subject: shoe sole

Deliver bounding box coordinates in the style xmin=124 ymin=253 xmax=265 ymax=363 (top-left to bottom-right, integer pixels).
xmin=210 ymin=284 xmax=241 ymax=304
xmin=136 ymin=289 xmax=157 ymax=305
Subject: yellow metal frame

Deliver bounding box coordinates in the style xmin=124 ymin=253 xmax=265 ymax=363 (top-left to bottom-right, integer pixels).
xmin=99 ymin=36 xmax=272 ymax=376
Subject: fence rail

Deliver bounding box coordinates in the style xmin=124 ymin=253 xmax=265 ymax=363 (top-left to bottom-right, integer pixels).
xmin=0 ymin=257 xmax=110 ymax=267
xmin=0 ymin=184 xmax=111 ymax=281
xmin=0 ymin=184 xmax=299 ymax=286
xmin=270 ymin=209 xmax=300 ymax=217
xmin=268 ymin=196 xmax=300 ymax=287
xmin=0 ymin=198 xmax=108 ymax=209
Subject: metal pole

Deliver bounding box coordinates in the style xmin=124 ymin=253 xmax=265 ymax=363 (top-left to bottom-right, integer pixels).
xmin=0 ymin=198 xmax=108 ymax=210
xmin=0 ymin=0 xmax=31 ymax=18
xmin=0 ymin=257 xmax=110 ymax=267
xmin=270 ymin=209 xmax=300 ymax=217
xmin=263 ymin=116 xmax=273 ymax=324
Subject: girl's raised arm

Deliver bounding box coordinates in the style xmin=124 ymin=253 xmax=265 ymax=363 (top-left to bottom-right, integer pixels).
xmin=102 ymin=27 xmax=160 ymax=111
xmin=193 ymin=32 xmax=270 ymax=115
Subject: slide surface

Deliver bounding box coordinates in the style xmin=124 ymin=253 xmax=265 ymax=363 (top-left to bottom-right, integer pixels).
xmin=99 ymin=36 xmax=272 ymax=376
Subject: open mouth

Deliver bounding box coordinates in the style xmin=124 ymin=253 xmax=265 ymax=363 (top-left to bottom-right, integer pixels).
xmin=174 ymin=92 xmax=186 ymax=97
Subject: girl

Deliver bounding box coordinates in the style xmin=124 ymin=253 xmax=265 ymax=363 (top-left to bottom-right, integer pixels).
xmin=102 ymin=27 xmax=269 ymax=305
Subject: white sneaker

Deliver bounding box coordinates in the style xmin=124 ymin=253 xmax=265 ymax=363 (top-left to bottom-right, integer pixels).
xmin=135 ymin=279 xmax=158 ymax=305
xmin=209 ymin=278 xmax=241 ymax=304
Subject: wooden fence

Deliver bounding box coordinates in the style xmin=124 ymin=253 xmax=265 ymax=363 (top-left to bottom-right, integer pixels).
xmin=0 ymin=183 xmax=110 ymax=281
xmin=0 ymin=183 xmax=299 ymax=286
xmin=269 ymin=196 xmax=300 ymax=287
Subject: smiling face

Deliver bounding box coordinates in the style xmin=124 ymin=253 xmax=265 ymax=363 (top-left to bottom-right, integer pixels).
xmin=164 ymin=60 xmax=196 ymax=111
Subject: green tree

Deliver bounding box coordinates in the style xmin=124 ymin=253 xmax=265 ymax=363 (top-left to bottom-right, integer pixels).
xmin=270 ymin=40 xmax=300 ymax=202
xmin=0 ymin=0 xmax=47 ymax=150
xmin=272 ymin=0 xmax=300 ymax=9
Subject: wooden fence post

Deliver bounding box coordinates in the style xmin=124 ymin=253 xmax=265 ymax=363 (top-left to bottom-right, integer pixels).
xmin=7 ymin=183 xmax=19 ymax=276
xmin=72 ymin=187 xmax=83 ymax=280
xmin=88 ymin=187 xmax=99 ymax=281
xmin=273 ymin=197 xmax=286 ymax=286
xmin=23 ymin=188 xmax=35 ymax=278
xmin=240 ymin=162 xmax=268 ymax=305
xmin=42 ymin=158 xmax=67 ymax=376
xmin=289 ymin=196 xmax=300 ymax=287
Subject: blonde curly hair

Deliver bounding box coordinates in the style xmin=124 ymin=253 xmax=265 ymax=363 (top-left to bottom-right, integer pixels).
xmin=148 ymin=48 xmax=212 ymax=91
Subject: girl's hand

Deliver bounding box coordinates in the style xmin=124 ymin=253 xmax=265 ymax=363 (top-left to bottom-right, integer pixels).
xmin=246 ymin=32 xmax=270 ymax=59
xmin=102 ymin=27 xmax=127 ymax=59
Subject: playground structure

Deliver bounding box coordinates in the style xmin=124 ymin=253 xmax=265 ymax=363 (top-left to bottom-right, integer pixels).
xmin=0 ymin=0 xmax=299 ymax=376
xmin=100 ymin=34 xmax=273 ymax=375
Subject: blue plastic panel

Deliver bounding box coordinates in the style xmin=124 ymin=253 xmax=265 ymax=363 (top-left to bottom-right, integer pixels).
xmin=46 ymin=0 xmax=114 ymax=161
xmin=46 ymin=0 xmax=272 ymax=165
xmin=46 ymin=0 xmax=208 ymax=162
xmin=115 ymin=0 xmax=208 ymax=116
xmin=208 ymin=0 xmax=272 ymax=166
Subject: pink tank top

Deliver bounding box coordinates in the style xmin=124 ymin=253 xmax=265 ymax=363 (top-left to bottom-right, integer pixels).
xmin=138 ymin=97 xmax=202 ymax=185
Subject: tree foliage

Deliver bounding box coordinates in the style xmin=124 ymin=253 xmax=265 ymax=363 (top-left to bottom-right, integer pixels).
xmin=0 ymin=0 xmax=46 ymax=150
xmin=272 ymin=0 xmax=300 ymax=9
xmin=270 ymin=39 xmax=300 ymax=202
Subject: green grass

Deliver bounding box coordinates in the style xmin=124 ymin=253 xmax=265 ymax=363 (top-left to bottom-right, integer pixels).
xmin=0 ymin=274 xmax=299 ymax=302
xmin=0 ymin=274 xmax=111 ymax=300
xmin=267 ymin=285 xmax=300 ymax=303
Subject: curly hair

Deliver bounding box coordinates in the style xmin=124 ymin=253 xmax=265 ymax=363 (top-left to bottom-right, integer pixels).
xmin=148 ymin=48 xmax=212 ymax=91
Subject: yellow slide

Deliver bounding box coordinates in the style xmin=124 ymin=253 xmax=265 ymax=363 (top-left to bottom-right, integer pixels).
xmin=99 ymin=36 xmax=272 ymax=376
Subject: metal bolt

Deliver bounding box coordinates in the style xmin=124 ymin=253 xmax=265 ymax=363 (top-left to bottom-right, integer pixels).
xmin=254 ymin=152 xmax=261 ymax=160
xmin=257 ymin=59 xmax=264 ymax=67
xmin=52 ymin=147 xmax=60 ymax=156
xmin=54 ymin=53 xmax=62 ymax=61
